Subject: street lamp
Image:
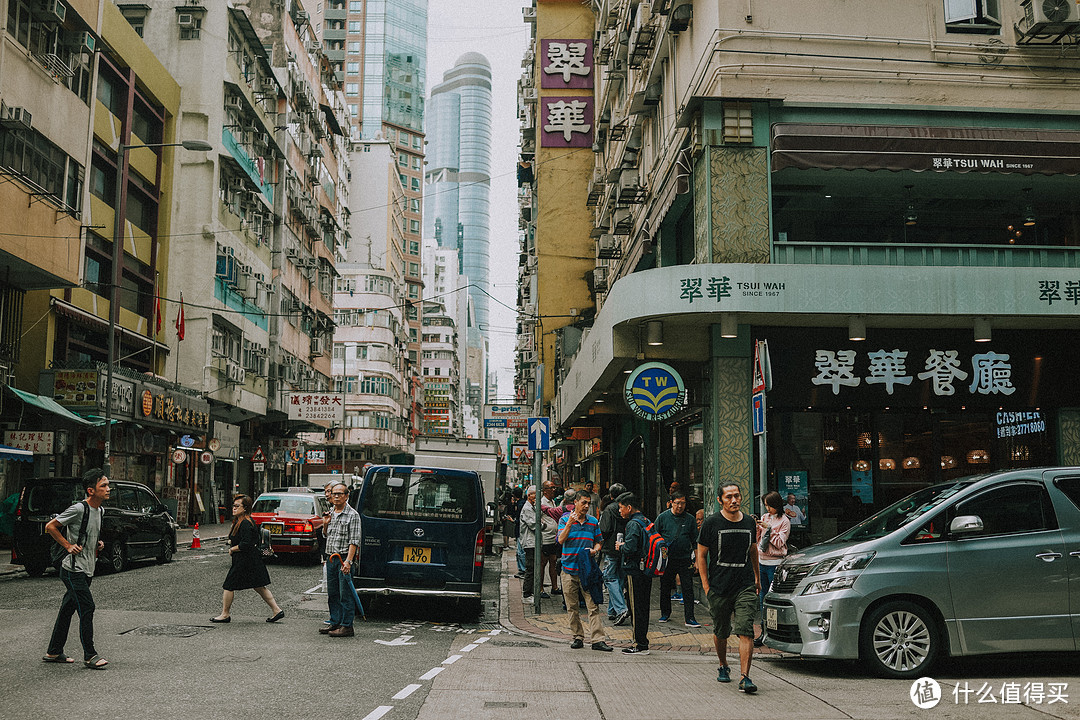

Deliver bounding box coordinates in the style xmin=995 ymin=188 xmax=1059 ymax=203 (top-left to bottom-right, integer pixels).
xmin=104 ymin=139 xmax=213 ymax=476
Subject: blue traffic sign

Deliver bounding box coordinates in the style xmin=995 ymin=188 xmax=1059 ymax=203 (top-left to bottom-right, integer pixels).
xmin=752 ymin=392 xmax=766 ymax=436
xmin=528 ymin=417 xmax=550 ymax=451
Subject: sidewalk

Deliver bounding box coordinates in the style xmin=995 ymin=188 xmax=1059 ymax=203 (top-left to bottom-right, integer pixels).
xmin=497 ymin=547 xmax=784 ymax=656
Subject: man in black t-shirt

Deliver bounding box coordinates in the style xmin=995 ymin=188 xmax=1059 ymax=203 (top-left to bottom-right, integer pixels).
xmin=696 ymin=483 xmax=761 ymax=694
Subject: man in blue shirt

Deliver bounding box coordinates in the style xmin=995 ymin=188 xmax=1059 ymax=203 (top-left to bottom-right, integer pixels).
xmin=557 ymin=493 xmax=613 ymax=652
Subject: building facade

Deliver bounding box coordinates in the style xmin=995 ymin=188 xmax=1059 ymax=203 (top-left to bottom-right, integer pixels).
xmin=531 ymin=0 xmax=1080 ymax=538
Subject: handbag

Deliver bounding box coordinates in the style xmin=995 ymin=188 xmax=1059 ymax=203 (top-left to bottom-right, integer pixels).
xmin=50 ymin=501 xmax=90 ymax=568
xmin=257 ymin=525 xmax=275 ymax=559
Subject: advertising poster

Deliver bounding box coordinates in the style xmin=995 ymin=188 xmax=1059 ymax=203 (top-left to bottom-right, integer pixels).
xmin=851 ymin=469 xmax=874 ymax=504
xmin=779 ymin=470 xmax=808 ymax=527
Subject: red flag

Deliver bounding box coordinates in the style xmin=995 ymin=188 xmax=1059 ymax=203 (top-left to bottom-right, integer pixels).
xmin=155 ymin=296 xmax=162 ymax=334
xmin=175 ymin=292 xmax=185 ymax=341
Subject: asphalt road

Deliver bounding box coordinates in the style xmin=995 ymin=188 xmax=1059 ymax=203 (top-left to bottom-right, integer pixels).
xmin=0 ymin=539 xmax=503 ymax=719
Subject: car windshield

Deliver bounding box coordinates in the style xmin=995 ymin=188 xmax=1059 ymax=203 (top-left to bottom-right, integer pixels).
xmin=23 ymin=482 xmax=83 ymax=515
xmin=362 ymin=468 xmax=477 ymax=523
xmin=252 ymin=496 xmax=315 ymax=515
xmin=829 ymin=478 xmax=980 ymax=543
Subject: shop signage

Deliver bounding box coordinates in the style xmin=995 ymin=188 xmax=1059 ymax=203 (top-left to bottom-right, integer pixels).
xmin=137 ymin=384 xmax=210 ymax=432
xmin=624 ymin=362 xmax=686 ymax=422
xmin=3 ymin=430 xmax=53 ymax=454
xmin=288 ymin=393 xmax=344 ymax=423
xmin=306 ymin=450 xmax=325 ymax=465
xmin=541 ymin=96 xmax=593 ymax=148
xmin=52 ymin=370 xmax=98 ymax=407
xmin=996 ymin=411 xmax=1046 ymax=438
xmin=97 ymin=376 xmax=135 ymax=416
xmin=779 ymin=470 xmax=809 ymax=528
xmin=811 ymin=348 xmax=1016 ymax=397
xmin=484 ymin=404 xmax=530 ymax=429
xmin=172 ymin=449 xmax=186 ymax=464
xmin=208 ymin=438 xmax=221 ymax=452
xmin=540 ymin=39 xmax=593 ymax=89
xmin=199 ymin=451 xmax=214 ymax=465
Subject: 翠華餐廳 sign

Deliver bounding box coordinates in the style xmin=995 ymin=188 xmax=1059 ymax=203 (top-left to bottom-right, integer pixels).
xmin=624 ymin=362 xmax=686 ymax=422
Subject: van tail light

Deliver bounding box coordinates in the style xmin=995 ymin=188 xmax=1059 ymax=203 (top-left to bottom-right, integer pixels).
xmin=474 ymin=528 xmax=485 ymax=568
xmin=10 ymin=547 xmax=18 ymax=563
xmin=14 ymin=488 xmax=25 ymax=517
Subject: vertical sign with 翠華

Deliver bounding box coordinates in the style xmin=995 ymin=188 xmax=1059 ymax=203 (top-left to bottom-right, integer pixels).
xmin=624 ymin=362 xmax=686 ymax=422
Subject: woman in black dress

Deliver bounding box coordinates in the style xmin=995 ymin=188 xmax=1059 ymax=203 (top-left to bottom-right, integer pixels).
xmin=211 ymin=495 xmax=284 ymax=623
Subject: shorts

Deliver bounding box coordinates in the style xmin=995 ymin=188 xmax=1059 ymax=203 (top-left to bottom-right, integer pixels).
xmin=707 ymin=585 xmax=758 ymax=639
xmin=541 ymin=543 xmax=560 ymax=557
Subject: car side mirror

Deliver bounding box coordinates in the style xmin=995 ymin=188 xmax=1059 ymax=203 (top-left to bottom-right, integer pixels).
xmin=950 ymin=515 xmax=984 ymax=534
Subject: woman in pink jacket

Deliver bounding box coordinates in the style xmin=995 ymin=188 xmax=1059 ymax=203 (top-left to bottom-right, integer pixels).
xmin=755 ymin=491 xmax=791 ymax=646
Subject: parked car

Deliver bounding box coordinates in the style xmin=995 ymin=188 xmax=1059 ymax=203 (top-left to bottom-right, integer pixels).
xmin=12 ymin=477 xmax=179 ymax=576
xmin=763 ymin=467 xmax=1080 ymax=678
xmin=250 ymin=491 xmax=329 ymax=562
xmin=351 ymin=465 xmax=486 ymax=617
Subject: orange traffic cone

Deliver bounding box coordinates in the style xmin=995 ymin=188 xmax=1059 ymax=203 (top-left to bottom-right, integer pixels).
xmin=191 ymin=522 xmax=201 ymax=549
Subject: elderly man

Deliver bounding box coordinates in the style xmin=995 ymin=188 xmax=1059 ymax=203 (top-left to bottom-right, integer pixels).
xmin=321 ymin=482 xmax=362 ymax=638
xmin=557 ymin=493 xmax=613 ymax=652
xmin=540 ymin=480 xmax=561 ymax=596
xmin=582 ymin=480 xmax=602 ymax=517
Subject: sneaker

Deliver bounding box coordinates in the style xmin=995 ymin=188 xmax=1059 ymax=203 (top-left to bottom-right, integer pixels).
xmin=622 ymin=646 xmax=650 ymax=655
xmin=753 ymin=634 xmax=765 ymax=648
xmin=717 ymin=665 xmax=731 ymax=683
xmin=523 ymin=593 xmax=533 ymax=599
xmin=552 ymin=588 xmax=563 ymax=595
xmin=613 ymin=610 xmax=630 ymax=626
xmin=672 ymin=592 xmax=683 ymax=601
xmin=540 ymin=591 xmax=551 ymax=599
xmin=685 ymin=620 xmax=702 ymax=628
xmin=591 ymin=642 xmax=614 ymax=652
xmin=658 ymin=615 xmax=669 ymax=623
xmin=513 ymin=573 xmax=524 ymax=579
xmin=738 ymin=675 xmax=758 ymax=694
xmin=570 ymin=638 xmax=584 ymax=649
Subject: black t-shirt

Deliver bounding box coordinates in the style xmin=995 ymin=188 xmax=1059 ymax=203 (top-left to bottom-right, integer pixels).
xmin=697 ymin=511 xmax=756 ymax=596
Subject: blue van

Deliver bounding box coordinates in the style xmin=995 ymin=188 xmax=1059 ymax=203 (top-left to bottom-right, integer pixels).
xmin=351 ymin=465 xmax=485 ymax=614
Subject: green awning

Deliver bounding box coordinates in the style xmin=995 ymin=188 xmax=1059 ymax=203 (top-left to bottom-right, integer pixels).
xmin=6 ymin=387 xmax=97 ymax=426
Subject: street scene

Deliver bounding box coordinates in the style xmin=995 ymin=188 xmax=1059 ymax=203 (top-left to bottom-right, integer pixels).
xmin=5 ymin=0 xmax=1080 ymax=717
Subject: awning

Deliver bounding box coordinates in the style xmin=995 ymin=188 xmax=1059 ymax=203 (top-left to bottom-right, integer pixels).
xmin=320 ymin=104 xmax=345 ymax=137
xmin=6 ymin=386 xmax=97 ymax=426
xmin=0 ymin=443 xmax=33 ymax=462
xmin=771 ymin=123 xmax=1080 ymax=176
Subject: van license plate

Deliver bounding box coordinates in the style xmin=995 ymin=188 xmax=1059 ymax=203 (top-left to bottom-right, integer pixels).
xmin=766 ymin=608 xmax=778 ymax=630
xmin=403 ymin=546 xmax=430 ymax=563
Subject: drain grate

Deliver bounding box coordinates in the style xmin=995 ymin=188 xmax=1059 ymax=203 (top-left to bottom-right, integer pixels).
xmin=119 ymin=624 xmax=215 ymax=638
xmin=490 ymin=639 xmax=543 ymax=648
xmin=484 ymin=702 xmax=526 ymax=709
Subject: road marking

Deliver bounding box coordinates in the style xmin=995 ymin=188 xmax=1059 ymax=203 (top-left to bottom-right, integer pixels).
xmin=442 ymin=654 xmax=461 ymax=665
xmin=419 ymin=667 xmax=444 ymax=680
xmin=374 ymin=634 xmax=416 ymax=646
xmin=474 ymin=636 xmax=490 ymax=644
xmin=392 ymin=684 xmax=422 ymax=700
xmin=304 ymin=582 xmax=326 ymax=595
xmin=460 ymin=643 xmax=479 ymax=652
xmin=360 ymin=706 xmax=393 ymax=720
xmin=488 ymin=629 xmax=502 ymax=635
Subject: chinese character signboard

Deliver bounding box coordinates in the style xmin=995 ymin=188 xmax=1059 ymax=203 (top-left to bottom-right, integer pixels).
xmin=4 ymin=430 xmax=53 ymax=454
xmin=541 ymin=96 xmax=593 ymax=148
xmin=540 ymin=39 xmax=593 ymax=89
xmin=288 ymin=393 xmax=345 ymax=423
xmin=136 ymin=382 xmax=211 ymax=433
xmin=52 ymin=370 xmax=98 ymax=407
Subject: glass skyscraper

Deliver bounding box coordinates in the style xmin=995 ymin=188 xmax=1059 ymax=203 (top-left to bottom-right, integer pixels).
xmin=360 ymin=0 xmax=426 ymax=140
xmin=424 ymin=53 xmax=493 ymax=343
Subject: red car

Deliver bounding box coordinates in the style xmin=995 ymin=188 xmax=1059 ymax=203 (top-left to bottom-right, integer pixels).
xmin=250 ymin=491 xmax=330 ymax=562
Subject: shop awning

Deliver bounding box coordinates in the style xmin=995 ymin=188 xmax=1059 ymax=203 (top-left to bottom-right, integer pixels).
xmin=0 ymin=443 xmax=32 ymax=462
xmin=771 ymin=123 xmax=1080 ymax=176
xmin=6 ymin=387 xmax=97 ymax=426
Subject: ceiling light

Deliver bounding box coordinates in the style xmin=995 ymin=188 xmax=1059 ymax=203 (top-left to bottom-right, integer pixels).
xmin=974 ymin=317 xmax=991 ymax=343
xmin=645 ymin=320 xmax=663 ymax=346
xmin=849 ymin=316 xmax=866 ymax=341
xmin=720 ymin=313 xmax=738 ymax=338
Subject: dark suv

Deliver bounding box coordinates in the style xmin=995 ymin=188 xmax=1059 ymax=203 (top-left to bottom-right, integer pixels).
xmin=12 ymin=477 xmax=179 ymax=576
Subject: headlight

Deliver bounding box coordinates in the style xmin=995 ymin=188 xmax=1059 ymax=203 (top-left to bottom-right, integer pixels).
xmin=803 ymin=575 xmax=859 ymax=595
xmin=809 ymin=551 xmax=875 ymax=576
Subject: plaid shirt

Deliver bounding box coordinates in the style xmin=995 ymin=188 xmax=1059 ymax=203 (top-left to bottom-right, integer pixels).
xmin=325 ymin=503 xmax=362 ymax=556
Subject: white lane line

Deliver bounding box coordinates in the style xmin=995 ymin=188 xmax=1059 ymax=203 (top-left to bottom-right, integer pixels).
xmin=460 ymin=643 xmax=479 ymax=652
xmin=488 ymin=628 xmax=502 ymax=635
xmin=304 ymin=583 xmax=326 ymax=595
xmin=442 ymin=654 xmax=461 ymax=665
xmin=392 ymin=684 xmax=422 ymax=700
xmin=474 ymin=636 xmax=490 ymax=644
xmin=360 ymin=706 xmax=393 ymax=720
xmin=419 ymin=667 xmax=444 ymax=681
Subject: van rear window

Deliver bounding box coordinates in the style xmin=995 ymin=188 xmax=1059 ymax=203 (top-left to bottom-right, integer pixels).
xmin=362 ymin=469 xmax=477 ymax=523
xmin=23 ymin=483 xmax=83 ymax=515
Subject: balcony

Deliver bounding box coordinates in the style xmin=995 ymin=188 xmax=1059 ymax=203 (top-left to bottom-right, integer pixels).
xmin=771 ymin=240 xmax=1080 ymax=268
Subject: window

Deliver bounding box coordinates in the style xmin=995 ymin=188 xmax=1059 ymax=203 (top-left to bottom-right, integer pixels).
xmin=348 ymin=104 xmax=358 ymax=116
xmin=398 ymin=153 xmax=408 ymax=167
xmin=83 ymin=234 xmax=112 ymax=298
xmin=180 ymin=16 xmax=202 ymax=40
xmin=346 ymin=83 xmax=359 ymax=96
xmin=945 ymin=0 xmax=1001 ymax=33
xmin=410 ymin=177 xmax=420 ymax=191
xmin=408 ymin=262 xmax=419 ymax=277
xmin=409 ymin=220 xmax=420 ymax=233
xmin=408 ymin=240 xmax=420 ymax=255
xmin=413 ymin=136 xmax=422 ymax=149
xmin=348 ymin=41 xmax=360 ymax=52
xmin=953 ymin=483 xmax=1056 ymax=537
xmin=347 ymin=62 xmax=360 ymax=74
xmin=350 ymin=0 xmax=362 ymax=9
xmin=410 ymin=198 xmax=420 ymax=213
xmin=361 ymin=468 xmax=478 ymax=522
xmin=1 ymin=125 xmax=80 ymax=214
xmin=348 ymin=20 xmax=361 ymax=31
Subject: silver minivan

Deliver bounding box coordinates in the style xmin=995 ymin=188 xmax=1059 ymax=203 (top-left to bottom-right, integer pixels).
xmin=764 ymin=467 xmax=1080 ymax=678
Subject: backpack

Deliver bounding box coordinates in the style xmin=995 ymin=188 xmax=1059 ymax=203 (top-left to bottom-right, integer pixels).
xmin=257 ymin=525 xmax=275 ymax=559
xmin=50 ymin=500 xmax=90 ymax=569
xmin=633 ymin=516 xmax=669 ymax=576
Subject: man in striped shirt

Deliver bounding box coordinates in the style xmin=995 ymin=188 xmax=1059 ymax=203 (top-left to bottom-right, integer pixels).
xmin=557 ymin=493 xmax=613 ymax=652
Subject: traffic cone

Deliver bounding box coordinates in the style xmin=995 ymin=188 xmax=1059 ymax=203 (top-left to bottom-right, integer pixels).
xmin=191 ymin=522 xmax=201 ymax=549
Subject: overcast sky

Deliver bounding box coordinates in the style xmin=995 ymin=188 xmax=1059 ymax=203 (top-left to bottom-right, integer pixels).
xmin=426 ymin=0 xmax=531 ymax=401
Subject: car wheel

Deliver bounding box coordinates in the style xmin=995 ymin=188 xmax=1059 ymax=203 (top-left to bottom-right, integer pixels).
xmin=106 ymin=541 xmax=127 ymax=574
xmin=157 ymin=537 xmax=174 ymax=564
xmin=860 ymin=600 xmax=940 ymax=679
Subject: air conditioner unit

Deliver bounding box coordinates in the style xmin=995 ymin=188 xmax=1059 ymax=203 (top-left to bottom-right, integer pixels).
xmin=177 ymin=12 xmax=196 ymax=27
xmin=593 ymin=267 xmax=609 ymax=292
xmin=309 ymin=144 xmax=324 ymax=159
xmin=230 ymin=176 xmax=245 ymax=190
xmin=619 ymin=169 xmax=639 ymax=191
xmin=2 ymin=107 xmax=32 ymax=129
xmin=234 ymin=270 xmax=250 ymax=291
xmin=523 ymin=87 xmax=538 ymax=103
xmin=285 ymin=247 xmax=300 ymax=259
xmin=310 ymin=336 xmax=326 ymax=355
xmin=227 ymin=96 xmax=243 ymax=109
xmin=34 ymin=0 xmax=66 ymax=23
xmin=522 ymin=6 xmax=536 ymax=22
xmin=293 ymin=8 xmax=308 ymax=24
xmin=225 ymin=360 xmax=246 ymax=385
xmin=1023 ymin=0 xmax=1080 ymax=32
xmin=67 ymin=31 xmax=96 ymax=53
xmin=598 ymin=234 xmax=619 ymax=259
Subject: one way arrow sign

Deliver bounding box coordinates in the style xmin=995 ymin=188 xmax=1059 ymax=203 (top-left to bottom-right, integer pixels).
xmin=528 ymin=417 xmax=549 ymax=451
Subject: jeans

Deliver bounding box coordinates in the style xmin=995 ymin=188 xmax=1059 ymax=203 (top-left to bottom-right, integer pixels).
xmin=48 ymin=568 xmax=96 ymax=661
xmin=601 ymin=555 xmax=627 ymax=616
xmin=516 ymin=536 xmax=527 ymax=574
xmin=659 ymin=557 xmax=697 ymax=622
xmin=326 ymin=556 xmax=356 ymax=627
xmin=522 ymin=546 xmax=536 ymax=596
xmin=759 ymin=563 xmax=778 ymax=611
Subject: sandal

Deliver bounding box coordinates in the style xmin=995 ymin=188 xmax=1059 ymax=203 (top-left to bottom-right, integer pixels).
xmin=42 ymin=654 xmax=74 ymax=663
xmin=84 ymin=655 xmax=108 ymax=669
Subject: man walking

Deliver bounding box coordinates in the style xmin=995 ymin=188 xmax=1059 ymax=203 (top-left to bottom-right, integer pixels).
xmin=598 ymin=483 xmax=628 ymax=625
xmin=557 ymin=493 xmax=613 ymax=652
xmin=656 ymin=491 xmax=701 ymax=627
xmin=321 ymin=482 xmax=362 ymax=637
xmin=519 ymin=486 xmax=539 ymax=598
xmin=697 ymin=483 xmax=761 ymax=693
xmin=581 ymin=480 xmax=602 ymax=517
xmin=616 ymin=492 xmax=652 ymax=655
xmin=44 ymin=468 xmax=109 ymax=668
